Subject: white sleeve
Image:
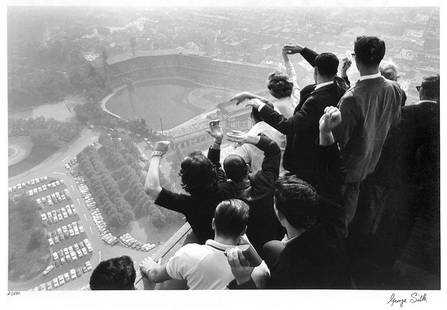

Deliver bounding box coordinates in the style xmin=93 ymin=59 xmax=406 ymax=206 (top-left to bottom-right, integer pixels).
xmin=284 ymin=58 xmax=300 ymax=105
xmin=254 ymin=99 xmax=266 ymax=112
xmin=165 ymin=245 xmax=192 ymax=280
xmin=251 ymin=260 xmax=270 ymax=288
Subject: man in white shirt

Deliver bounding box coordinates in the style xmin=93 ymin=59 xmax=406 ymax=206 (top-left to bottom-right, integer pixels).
xmin=139 ymin=199 xmax=269 ymax=289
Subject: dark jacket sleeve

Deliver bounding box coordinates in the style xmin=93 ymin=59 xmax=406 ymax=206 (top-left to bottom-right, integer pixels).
xmin=300 ymin=47 xmax=319 ymax=67
xmin=154 ymin=187 xmax=189 ymax=214
xmin=207 ymin=146 xmax=227 ymax=183
xmin=250 ymin=134 xmax=281 ymax=198
xmin=317 ymin=143 xmax=345 ymax=202
xmin=259 ymin=100 xmax=315 ymax=136
xmin=316 ymin=143 xmax=347 ymax=238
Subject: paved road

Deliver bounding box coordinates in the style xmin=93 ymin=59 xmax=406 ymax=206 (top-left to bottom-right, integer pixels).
xmin=8 ymin=129 xmax=160 ymax=291
xmin=9 ymin=129 xmax=98 ymax=185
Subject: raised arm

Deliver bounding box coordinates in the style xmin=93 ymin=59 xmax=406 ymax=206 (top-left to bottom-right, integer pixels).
xmin=227 ymin=132 xmax=280 ymax=185
xmin=144 ymin=141 xmax=170 ymax=200
xmin=206 ymin=120 xmax=226 ymax=183
xmin=317 ymin=106 xmax=347 ymax=236
xmin=282 ymin=46 xmax=300 ymax=105
xmin=284 ymin=43 xmax=318 ymax=67
xmin=245 ymin=98 xmax=312 ymax=136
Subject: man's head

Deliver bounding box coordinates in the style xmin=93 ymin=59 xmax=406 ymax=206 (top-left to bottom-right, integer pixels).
xmin=314 ymin=53 xmax=339 ymax=83
xmin=267 ymin=71 xmax=294 ymax=99
xmin=89 ymin=256 xmax=136 ymax=290
xmin=418 ymin=75 xmax=440 ymax=101
xmin=250 ymin=101 xmax=274 ymax=124
xmin=380 ymin=61 xmax=399 ymax=81
xmin=354 ymin=36 xmax=386 ymax=70
xmin=180 ymin=151 xmax=218 ymax=195
xmin=274 ymin=175 xmax=319 ymax=231
xmin=213 ymin=199 xmax=249 ymax=240
xmin=223 ymin=154 xmax=249 ymax=183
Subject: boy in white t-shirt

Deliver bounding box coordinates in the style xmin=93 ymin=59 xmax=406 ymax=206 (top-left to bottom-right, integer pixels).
xmin=140 ymin=199 xmax=269 ymax=289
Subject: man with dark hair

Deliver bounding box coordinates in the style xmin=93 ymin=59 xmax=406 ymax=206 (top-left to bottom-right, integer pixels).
xmin=215 ymin=129 xmax=285 ymax=256
xmin=144 ymin=121 xmax=228 ymax=244
xmin=333 ymin=36 xmax=404 ymax=230
xmin=226 ymin=107 xmax=351 ymax=289
xmin=90 ymin=256 xmax=136 ymax=290
xmin=230 ymin=101 xmax=285 ymax=174
xmin=230 ymin=49 xmax=348 ymax=186
xmin=283 ymin=43 xmax=351 ymax=110
xmin=139 ymin=199 xmax=269 ymax=289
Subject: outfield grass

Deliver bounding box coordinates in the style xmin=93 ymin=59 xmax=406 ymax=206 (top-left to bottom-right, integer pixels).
xmin=106 ymin=79 xmax=230 ymax=130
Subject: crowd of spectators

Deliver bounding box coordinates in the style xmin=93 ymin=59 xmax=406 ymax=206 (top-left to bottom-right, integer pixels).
xmin=89 ymin=35 xmax=440 ymax=290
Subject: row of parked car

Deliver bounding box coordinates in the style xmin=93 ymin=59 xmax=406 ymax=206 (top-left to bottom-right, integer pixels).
xmin=46 ymin=238 xmax=94 ymax=271
xmin=41 ymin=204 xmax=77 ymax=227
xmin=74 ymin=178 xmax=121 ymax=246
xmin=9 ymin=176 xmax=48 ymax=193
xmin=27 ymin=179 xmax=64 ymax=197
xmin=47 ymin=221 xmax=85 ymax=246
xmin=33 ymin=261 xmax=93 ymax=291
xmin=119 ymin=233 xmax=156 ymax=252
xmin=36 ymin=188 xmax=70 ymax=208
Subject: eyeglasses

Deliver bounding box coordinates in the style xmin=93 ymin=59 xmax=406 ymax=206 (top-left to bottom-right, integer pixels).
xmin=416 ymin=85 xmax=422 ymax=91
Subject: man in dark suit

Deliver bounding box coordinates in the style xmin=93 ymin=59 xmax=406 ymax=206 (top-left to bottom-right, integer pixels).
xmin=231 ymin=53 xmax=348 ymax=187
xmin=283 ymin=44 xmax=351 ymax=110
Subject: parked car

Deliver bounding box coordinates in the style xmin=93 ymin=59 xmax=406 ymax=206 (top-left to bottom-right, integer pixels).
xmin=70 ymin=269 xmax=77 ymax=280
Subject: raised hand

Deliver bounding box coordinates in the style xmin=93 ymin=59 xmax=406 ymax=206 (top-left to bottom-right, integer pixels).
xmin=319 ymin=106 xmax=342 ymax=133
xmin=206 ymin=120 xmax=223 ymax=144
xmin=225 ymin=247 xmax=254 ymax=285
xmin=283 ymin=44 xmax=303 ymax=55
xmin=229 ymin=91 xmax=259 ymax=106
xmin=226 ymin=130 xmax=260 ymax=146
xmin=341 ymin=57 xmax=352 ymax=75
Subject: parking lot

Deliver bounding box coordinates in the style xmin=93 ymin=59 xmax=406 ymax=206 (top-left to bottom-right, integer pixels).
xmin=9 ymin=176 xmax=95 ymax=291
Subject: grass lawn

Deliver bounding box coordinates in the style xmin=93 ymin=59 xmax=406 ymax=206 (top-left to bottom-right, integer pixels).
xmin=106 ymin=79 xmax=228 ymax=130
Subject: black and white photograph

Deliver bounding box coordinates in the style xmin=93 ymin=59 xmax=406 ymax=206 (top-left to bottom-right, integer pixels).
xmin=2 ymin=0 xmax=444 ymax=309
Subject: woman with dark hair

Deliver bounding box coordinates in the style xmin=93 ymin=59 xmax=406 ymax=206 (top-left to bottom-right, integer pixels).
xmin=144 ymin=121 xmax=228 ymax=244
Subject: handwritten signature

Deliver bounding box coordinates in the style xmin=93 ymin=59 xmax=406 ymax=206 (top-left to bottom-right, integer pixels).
xmin=387 ymin=292 xmax=427 ymax=308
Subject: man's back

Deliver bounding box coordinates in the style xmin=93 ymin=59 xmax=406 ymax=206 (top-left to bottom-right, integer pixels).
xmin=335 ymin=76 xmax=403 ymax=183
xmin=263 ymin=223 xmax=351 ymax=289
xmin=165 ymin=241 xmax=235 ymax=289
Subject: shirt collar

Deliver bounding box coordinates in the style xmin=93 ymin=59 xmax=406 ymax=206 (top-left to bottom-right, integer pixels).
xmin=359 ymin=72 xmax=382 ymax=81
xmin=314 ymin=80 xmax=333 ymax=90
xmin=205 ymin=239 xmax=236 ymax=251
